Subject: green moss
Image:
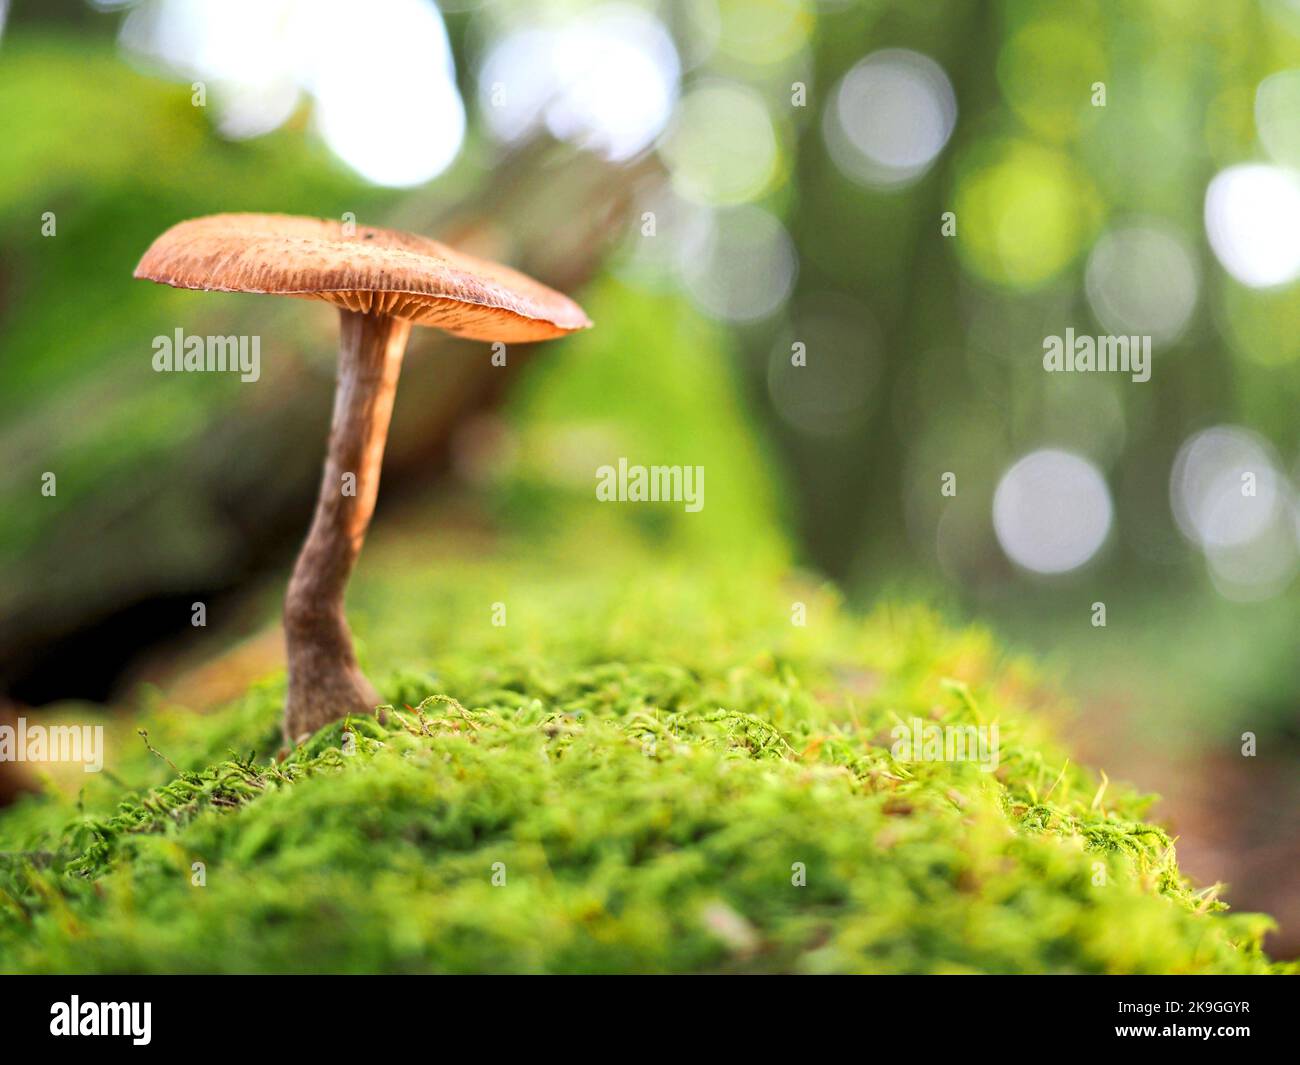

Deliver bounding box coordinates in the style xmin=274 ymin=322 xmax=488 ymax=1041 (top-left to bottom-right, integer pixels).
xmin=0 ymin=280 xmax=1285 ymax=973
xmin=0 ymin=515 xmax=1286 ymax=973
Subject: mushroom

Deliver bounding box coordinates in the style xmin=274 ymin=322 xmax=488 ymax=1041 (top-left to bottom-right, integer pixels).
xmin=134 ymin=213 xmax=590 ymax=742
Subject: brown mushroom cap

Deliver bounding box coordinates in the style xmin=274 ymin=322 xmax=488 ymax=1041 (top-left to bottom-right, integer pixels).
xmin=134 ymin=213 xmax=591 ymax=342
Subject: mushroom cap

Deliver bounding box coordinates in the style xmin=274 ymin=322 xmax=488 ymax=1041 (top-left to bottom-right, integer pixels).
xmin=134 ymin=213 xmax=591 ymax=342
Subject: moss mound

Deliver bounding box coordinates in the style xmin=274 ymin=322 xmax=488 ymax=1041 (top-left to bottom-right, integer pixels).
xmin=0 ymin=514 xmax=1284 ymax=973
xmin=0 ymin=284 xmax=1286 ymax=973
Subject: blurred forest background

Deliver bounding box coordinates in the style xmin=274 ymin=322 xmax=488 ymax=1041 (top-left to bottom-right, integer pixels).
xmin=0 ymin=0 xmax=1296 ymax=952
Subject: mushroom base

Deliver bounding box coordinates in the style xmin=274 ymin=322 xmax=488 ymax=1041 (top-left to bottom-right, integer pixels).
xmin=283 ymin=310 xmax=411 ymax=743
xmin=283 ymin=619 xmax=382 ymax=743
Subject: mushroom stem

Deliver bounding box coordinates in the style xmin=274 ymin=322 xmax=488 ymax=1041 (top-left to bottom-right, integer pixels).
xmin=283 ymin=309 xmax=411 ymax=742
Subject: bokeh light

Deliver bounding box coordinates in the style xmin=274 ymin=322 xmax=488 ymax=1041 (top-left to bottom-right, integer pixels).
xmin=1255 ymin=69 xmax=1300 ymax=167
xmin=477 ymin=5 xmax=679 ymax=162
xmin=120 ymin=0 xmax=465 ymax=185
xmin=1204 ymin=512 xmax=1298 ymax=602
xmin=996 ymin=17 xmax=1105 ymax=142
xmin=712 ymin=0 xmax=813 ymax=67
xmin=1204 ymin=163 xmax=1300 ymax=287
xmin=954 ymin=139 xmax=1098 ymax=289
xmin=1170 ymin=425 xmax=1283 ymax=549
xmin=678 ymin=206 xmax=796 ymax=322
xmin=993 ymin=449 xmax=1113 ymax=574
xmin=660 ymin=81 xmax=781 ymax=205
xmin=1085 ymin=224 xmax=1200 ymax=345
xmin=766 ymin=293 xmax=879 ymax=438
xmin=615 ymin=182 xmax=711 ymax=290
xmin=306 ymin=0 xmax=464 ymax=186
xmin=120 ymin=0 xmax=303 ymax=139
xmin=823 ymin=49 xmax=956 ymax=189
